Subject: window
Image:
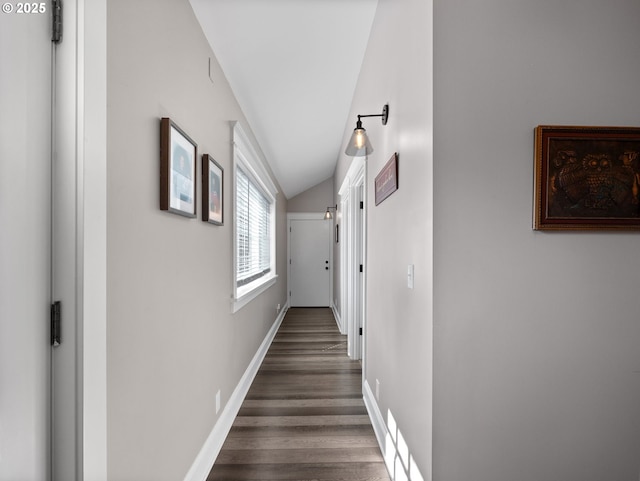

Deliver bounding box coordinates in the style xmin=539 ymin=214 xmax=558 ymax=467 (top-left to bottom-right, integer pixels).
xmin=233 ymin=122 xmax=277 ymax=311
xmin=236 ymin=168 xmax=271 ymax=286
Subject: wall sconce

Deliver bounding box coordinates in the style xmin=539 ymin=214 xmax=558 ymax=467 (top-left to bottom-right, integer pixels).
xmin=324 ymin=205 xmax=337 ymax=220
xmin=344 ymin=104 xmax=389 ymax=156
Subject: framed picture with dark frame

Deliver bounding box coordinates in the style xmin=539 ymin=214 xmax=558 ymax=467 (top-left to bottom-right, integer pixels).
xmin=202 ymin=154 xmax=223 ymax=225
xmin=534 ymin=125 xmax=640 ymax=230
xmin=160 ymin=117 xmax=197 ymax=218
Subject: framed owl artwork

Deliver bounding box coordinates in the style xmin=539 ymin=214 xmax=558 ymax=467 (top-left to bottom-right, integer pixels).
xmin=534 ymin=125 xmax=640 ymax=230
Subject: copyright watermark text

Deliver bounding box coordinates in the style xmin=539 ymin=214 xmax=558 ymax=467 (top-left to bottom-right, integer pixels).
xmin=2 ymin=3 xmax=47 ymax=14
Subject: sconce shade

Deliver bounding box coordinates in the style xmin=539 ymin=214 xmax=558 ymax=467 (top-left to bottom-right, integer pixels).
xmin=344 ymin=104 xmax=388 ymax=157
xmin=345 ymin=122 xmax=373 ymax=156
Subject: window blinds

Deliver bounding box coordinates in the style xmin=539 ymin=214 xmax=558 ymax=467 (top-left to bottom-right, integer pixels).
xmin=236 ymin=167 xmax=271 ymax=287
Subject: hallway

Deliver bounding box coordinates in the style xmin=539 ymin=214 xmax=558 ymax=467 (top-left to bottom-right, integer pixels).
xmin=207 ymin=308 xmax=390 ymax=481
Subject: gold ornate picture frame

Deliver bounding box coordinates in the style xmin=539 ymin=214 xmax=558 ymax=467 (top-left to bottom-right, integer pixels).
xmin=534 ymin=125 xmax=640 ymax=230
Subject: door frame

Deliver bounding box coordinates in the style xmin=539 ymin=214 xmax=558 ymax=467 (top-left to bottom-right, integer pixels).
xmin=338 ymin=157 xmax=367 ymax=362
xmin=52 ymin=1 xmax=108 ymax=479
xmin=0 ymin=2 xmax=107 ymax=478
xmin=287 ymin=212 xmax=334 ymax=308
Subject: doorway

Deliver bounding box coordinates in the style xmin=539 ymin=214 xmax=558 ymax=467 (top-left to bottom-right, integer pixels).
xmin=288 ymin=214 xmax=333 ymax=307
xmin=338 ymin=157 xmax=367 ymax=362
xmin=0 ymin=3 xmax=108 ymax=479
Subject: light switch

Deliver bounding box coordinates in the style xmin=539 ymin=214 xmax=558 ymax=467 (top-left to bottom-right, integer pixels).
xmin=407 ymin=264 xmax=414 ymax=289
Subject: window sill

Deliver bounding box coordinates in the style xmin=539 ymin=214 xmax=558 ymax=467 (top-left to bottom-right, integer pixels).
xmin=232 ymin=274 xmax=278 ymax=313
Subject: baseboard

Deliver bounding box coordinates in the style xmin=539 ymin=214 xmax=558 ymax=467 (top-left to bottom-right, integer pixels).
xmin=331 ymin=301 xmax=345 ymax=334
xmin=363 ymin=379 xmax=428 ymax=481
xmin=363 ymin=379 xmax=387 ymax=456
xmin=183 ymin=303 xmax=289 ymax=481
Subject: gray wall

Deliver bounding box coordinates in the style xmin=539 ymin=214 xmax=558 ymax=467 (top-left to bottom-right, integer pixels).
xmin=434 ymin=0 xmax=640 ymax=480
xmin=287 ymin=176 xmax=335 ymax=213
xmin=335 ymin=0 xmax=434 ymax=476
xmin=107 ymin=1 xmax=288 ymax=479
xmin=336 ymin=0 xmax=640 ymax=479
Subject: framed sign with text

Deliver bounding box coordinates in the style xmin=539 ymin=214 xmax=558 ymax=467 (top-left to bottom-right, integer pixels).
xmin=375 ymin=152 xmax=398 ymax=206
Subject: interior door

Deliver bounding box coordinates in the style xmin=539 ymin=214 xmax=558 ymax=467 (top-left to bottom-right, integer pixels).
xmin=0 ymin=9 xmax=53 ymax=481
xmin=290 ymin=219 xmax=332 ymax=307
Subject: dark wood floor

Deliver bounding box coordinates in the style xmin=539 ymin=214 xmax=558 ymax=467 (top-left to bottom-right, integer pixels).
xmin=207 ymin=307 xmax=390 ymax=481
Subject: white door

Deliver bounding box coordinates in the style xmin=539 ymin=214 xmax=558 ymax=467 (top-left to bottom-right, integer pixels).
xmin=0 ymin=9 xmax=53 ymax=481
xmin=290 ymin=219 xmax=332 ymax=307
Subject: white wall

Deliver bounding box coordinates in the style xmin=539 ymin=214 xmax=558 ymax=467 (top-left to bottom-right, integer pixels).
xmin=433 ymin=1 xmax=640 ymax=480
xmin=334 ymin=0 xmax=433 ymax=478
xmin=107 ymin=1 xmax=288 ymax=479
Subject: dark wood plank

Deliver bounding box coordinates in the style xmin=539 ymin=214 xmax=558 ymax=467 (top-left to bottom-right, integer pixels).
xmin=208 ymin=462 xmax=390 ymax=481
xmin=215 ymin=447 xmax=386 ymax=465
xmin=207 ymin=307 xmax=390 ymax=481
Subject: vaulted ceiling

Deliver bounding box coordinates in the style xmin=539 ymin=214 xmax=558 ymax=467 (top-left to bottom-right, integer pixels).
xmin=189 ymin=0 xmax=378 ymax=199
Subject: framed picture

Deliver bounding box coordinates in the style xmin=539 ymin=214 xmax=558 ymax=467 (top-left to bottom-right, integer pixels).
xmin=202 ymin=154 xmax=223 ymax=225
xmin=375 ymin=152 xmax=398 ymax=205
xmin=160 ymin=118 xmax=197 ymax=218
xmin=534 ymin=125 xmax=640 ymax=230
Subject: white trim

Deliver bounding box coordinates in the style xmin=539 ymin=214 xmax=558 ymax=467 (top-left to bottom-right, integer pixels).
xmin=231 ymin=275 xmax=278 ymax=313
xmin=339 ymin=156 xmax=365 ymax=197
xmin=338 ymin=156 xmax=367 ymax=356
xmin=231 ymin=121 xmax=277 ymax=195
xmin=339 ymin=159 xmax=367 ymax=361
xmin=353 ymin=175 xmax=366 ymax=362
xmin=364 ymin=380 xmax=425 ymax=481
xmin=338 ymin=196 xmax=348 ymax=337
xmin=363 ymin=379 xmax=387 ymax=457
xmin=232 ymin=121 xmax=278 ymax=309
xmin=52 ymin=1 xmax=108 ymax=479
xmin=331 ymin=301 xmax=344 ymax=333
xmin=183 ymin=303 xmax=290 ymax=481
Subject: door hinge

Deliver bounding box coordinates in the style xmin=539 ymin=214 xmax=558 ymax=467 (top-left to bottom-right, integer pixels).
xmin=359 ymin=264 xmax=363 ymax=273
xmin=52 ymin=0 xmax=63 ymax=44
xmin=359 ymin=327 xmax=363 ymax=336
xmin=289 ymin=291 xmax=291 ymax=297
xmin=360 ymin=201 xmax=364 ymax=209
xmin=51 ymin=301 xmax=61 ymax=347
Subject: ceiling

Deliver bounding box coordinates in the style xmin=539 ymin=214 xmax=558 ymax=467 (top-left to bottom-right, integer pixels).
xmin=189 ymin=0 xmax=378 ymax=199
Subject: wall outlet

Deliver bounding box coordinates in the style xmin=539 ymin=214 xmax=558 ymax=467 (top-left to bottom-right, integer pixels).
xmin=376 ymin=379 xmax=380 ymax=401
xmin=276 ymin=303 xmax=281 ymax=311
xmin=215 ymin=390 xmax=221 ymax=414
